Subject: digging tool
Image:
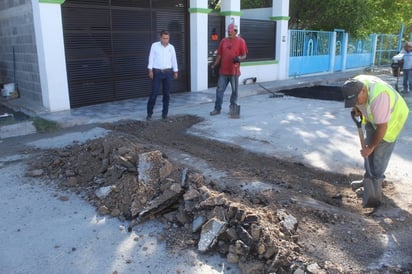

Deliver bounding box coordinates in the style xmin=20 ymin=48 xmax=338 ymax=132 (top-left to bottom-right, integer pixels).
xmin=256 ymin=83 xmax=284 ymax=98
xmin=350 ymin=110 xmax=381 ymax=208
xmin=242 ymin=77 xmax=284 ymax=98
xmin=230 ymin=63 xmax=241 ymax=119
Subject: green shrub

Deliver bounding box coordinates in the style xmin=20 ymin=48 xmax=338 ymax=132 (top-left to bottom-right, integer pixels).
xmin=32 ymin=117 xmax=60 ymax=133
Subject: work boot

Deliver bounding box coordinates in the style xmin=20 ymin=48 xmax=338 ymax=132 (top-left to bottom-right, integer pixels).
xmin=350 ymin=179 xmax=364 ymax=191
xmin=210 ymin=109 xmax=221 ymax=116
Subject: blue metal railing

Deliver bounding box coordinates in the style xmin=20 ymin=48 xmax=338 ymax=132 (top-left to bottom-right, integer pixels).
xmin=289 ymin=29 xmax=402 ymax=77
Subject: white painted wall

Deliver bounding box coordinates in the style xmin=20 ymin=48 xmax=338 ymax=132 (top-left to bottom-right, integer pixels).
xmin=32 ymin=1 xmax=70 ymax=112
xmin=30 ymin=0 xmax=290 ymax=110
xmin=221 ymin=0 xmax=240 ymax=35
xmin=272 ymin=0 xmax=289 ymax=80
xmin=189 ymin=0 xmax=209 ymax=91
xmin=241 ymin=8 xmax=272 ymax=20
xmin=240 ymin=64 xmax=280 ymax=84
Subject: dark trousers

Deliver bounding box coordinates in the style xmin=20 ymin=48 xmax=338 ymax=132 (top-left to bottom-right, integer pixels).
xmin=403 ymin=68 xmax=412 ymax=92
xmin=364 ymin=122 xmax=396 ymax=180
xmin=147 ymin=70 xmax=172 ymax=117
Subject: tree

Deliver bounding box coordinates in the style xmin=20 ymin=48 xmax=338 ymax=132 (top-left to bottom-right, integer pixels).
xmin=208 ymin=0 xmax=412 ymax=40
xmin=208 ymin=0 xmax=220 ymax=10
xmin=241 ymin=0 xmax=271 ymax=9
xmin=208 ymin=0 xmax=271 ymax=10
xmin=289 ymin=0 xmax=412 ymax=38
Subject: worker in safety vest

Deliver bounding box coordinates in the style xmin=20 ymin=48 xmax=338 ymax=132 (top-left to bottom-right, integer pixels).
xmin=342 ymin=75 xmax=409 ymax=205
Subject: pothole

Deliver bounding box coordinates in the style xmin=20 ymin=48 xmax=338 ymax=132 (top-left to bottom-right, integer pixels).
xmin=281 ymin=85 xmax=343 ymax=101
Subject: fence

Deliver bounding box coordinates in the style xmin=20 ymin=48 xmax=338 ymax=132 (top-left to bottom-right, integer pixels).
xmin=289 ymin=30 xmax=334 ymax=77
xmin=374 ymin=34 xmax=402 ymax=66
xmin=288 ymin=29 xmax=402 ymax=77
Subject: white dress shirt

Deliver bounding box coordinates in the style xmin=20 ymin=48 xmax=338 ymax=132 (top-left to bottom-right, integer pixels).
xmin=147 ymin=41 xmax=178 ymax=72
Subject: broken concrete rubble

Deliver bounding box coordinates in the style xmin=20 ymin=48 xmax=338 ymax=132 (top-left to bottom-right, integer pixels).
xmin=278 ymin=208 xmax=298 ymax=235
xmin=198 ymin=217 xmax=227 ymax=252
xmin=26 ymin=133 xmax=323 ymax=273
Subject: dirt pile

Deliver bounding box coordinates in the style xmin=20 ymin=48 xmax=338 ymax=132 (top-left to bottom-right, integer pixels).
xmin=26 ymin=115 xmax=412 ymax=273
xmin=27 ymin=134 xmax=308 ymax=273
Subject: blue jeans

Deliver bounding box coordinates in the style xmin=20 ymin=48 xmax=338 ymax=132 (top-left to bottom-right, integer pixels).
xmin=147 ymin=70 xmax=172 ymax=117
xmin=402 ymin=68 xmax=412 ymax=92
xmin=213 ymin=74 xmax=239 ymax=111
xmin=364 ymin=122 xmax=396 ymax=180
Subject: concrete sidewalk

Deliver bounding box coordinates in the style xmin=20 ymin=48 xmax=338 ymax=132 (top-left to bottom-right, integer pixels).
xmin=1 ymin=68 xmax=411 ymax=140
xmin=2 ymin=70 xmax=363 ymax=129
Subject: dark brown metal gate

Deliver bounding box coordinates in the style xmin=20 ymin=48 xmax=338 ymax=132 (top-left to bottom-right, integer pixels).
xmin=62 ymin=0 xmax=188 ymax=108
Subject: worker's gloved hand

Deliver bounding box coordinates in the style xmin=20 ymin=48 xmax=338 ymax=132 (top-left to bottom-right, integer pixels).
xmin=233 ymin=56 xmax=241 ymax=63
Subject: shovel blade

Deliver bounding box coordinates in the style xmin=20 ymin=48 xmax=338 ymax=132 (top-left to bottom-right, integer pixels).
xmin=230 ymin=104 xmax=240 ymax=119
xmin=362 ymin=178 xmax=381 ymax=208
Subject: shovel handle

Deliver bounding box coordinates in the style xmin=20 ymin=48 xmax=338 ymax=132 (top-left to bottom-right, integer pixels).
xmin=350 ymin=111 xmax=373 ymax=177
xmin=351 ymin=110 xmax=366 ymax=147
xmin=350 ymin=110 xmax=362 ymax=129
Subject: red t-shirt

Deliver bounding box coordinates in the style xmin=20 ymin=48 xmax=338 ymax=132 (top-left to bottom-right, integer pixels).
xmin=217 ymin=36 xmax=248 ymax=76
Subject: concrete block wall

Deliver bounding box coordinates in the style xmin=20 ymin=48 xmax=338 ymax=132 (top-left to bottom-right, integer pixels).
xmin=0 ymin=0 xmax=42 ymax=104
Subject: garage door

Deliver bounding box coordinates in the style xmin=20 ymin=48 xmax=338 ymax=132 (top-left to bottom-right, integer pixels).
xmin=62 ymin=0 xmax=188 ymax=108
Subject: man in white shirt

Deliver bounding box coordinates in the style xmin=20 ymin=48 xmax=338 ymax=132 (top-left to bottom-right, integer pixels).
xmin=146 ymin=30 xmax=179 ymax=120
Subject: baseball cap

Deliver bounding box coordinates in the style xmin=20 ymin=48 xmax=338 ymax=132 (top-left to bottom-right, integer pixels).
xmin=342 ymin=79 xmax=364 ymax=108
xmin=228 ymin=23 xmax=238 ymax=32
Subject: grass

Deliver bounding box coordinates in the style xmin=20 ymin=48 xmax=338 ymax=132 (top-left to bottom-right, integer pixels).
xmin=32 ymin=117 xmax=60 ymax=133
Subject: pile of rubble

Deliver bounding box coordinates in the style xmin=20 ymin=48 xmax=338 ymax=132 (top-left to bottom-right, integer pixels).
xmin=27 ymin=133 xmax=330 ymax=273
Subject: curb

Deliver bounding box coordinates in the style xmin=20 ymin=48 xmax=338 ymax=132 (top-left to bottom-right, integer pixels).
xmin=0 ymin=121 xmax=37 ymax=139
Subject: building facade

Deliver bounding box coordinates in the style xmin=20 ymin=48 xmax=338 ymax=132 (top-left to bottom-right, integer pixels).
xmin=0 ymin=0 xmax=289 ymax=112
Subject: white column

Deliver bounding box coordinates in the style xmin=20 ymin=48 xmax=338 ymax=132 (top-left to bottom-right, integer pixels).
xmin=32 ymin=0 xmax=70 ymax=111
xmin=189 ymin=0 xmax=210 ymax=92
xmin=329 ymin=32 xmax=337 ymax=72
xmin=342 ymin=32 xmax=349 ymax=71
xmin=220 ymin=0 xmax=241 ymax=35
xmin=271 ymin=0 xmax=290 ymax=79
xmin=370 ymin=34 xmax=378 ymax=67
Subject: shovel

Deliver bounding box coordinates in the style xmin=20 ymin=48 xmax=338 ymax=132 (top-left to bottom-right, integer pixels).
xmin=256 ymin=83 xmax=284 ymax=98
xmin=350 ymin=111 xmax=381 ymax=208
xmin=230 ymin=64 xmax=241 ymax=119
xmin=242 ymin=77 xmax=284 ymax=98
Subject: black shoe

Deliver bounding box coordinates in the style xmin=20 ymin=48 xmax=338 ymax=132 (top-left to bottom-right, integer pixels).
xmin=210 ymin=109 xmax=221 ymax=116
xmin=162 ymin=115 xmax=167 ymax=120
xmin=146 ymin=115 xmax=152 ymax=121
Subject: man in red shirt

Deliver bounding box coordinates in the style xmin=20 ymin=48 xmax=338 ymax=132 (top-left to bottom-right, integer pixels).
xmin=210 ymin=22 xmax=248 ymax=116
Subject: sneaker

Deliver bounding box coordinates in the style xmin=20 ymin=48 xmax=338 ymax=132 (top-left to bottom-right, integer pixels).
xmin=210 ymin=109 xmax=221 ymax=116
xmin=350 ymin=179 xmax=364 ymax=191
xmin=146 ymin=115 xmax=152 ymax=121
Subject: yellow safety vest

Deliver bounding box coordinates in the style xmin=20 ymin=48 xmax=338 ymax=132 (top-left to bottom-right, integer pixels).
xmin=354 ymin=75 xmax=409 ymax=142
